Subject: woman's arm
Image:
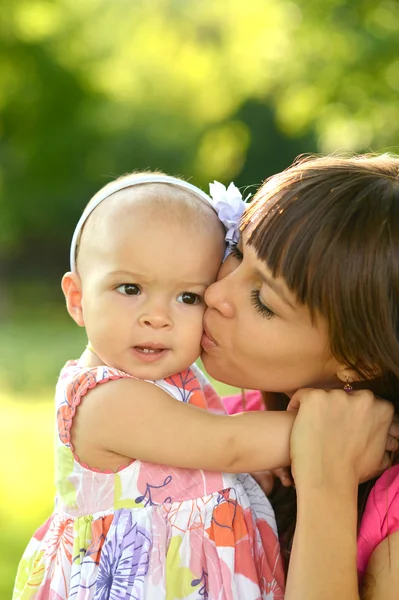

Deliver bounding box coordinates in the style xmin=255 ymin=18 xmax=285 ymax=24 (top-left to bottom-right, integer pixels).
xmin=285 ymin=480 xmax=360 ymax=600
xmin=284 ymin=388 xmax=396 ymax=600
xmin=72 ymin=376 xmax=295 ymax=472
xmin=287 ymin=490 xmax=399 ymax=600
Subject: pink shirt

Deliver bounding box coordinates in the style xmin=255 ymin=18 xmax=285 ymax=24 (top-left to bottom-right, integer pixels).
xmin=357 ymin=464 xmax=399 ymax=581
xmin=222 ymin=390 xmax=265 ymax=414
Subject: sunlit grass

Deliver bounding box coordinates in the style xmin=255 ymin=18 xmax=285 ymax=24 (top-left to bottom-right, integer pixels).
xmin=0 ymin=309 xmax=238 ymax=598
xmin=0 ymin=392 xmax=55 ymax=598
xmin=0 ymin=305 xmax=78 ymax=598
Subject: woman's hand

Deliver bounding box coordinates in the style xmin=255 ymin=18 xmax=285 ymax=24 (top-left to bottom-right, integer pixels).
xmin=287 ymin=388 xmax=398 ymax=489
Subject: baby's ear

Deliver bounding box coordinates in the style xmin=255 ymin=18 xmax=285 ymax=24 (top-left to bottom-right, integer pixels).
xmin=61 ymin=272 xmax=85 ymax=326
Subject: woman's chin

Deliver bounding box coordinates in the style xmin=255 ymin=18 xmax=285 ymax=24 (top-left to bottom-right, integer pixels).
xmin=201 ymin=350 xmax=239 ymax=387
xmin=201 ymin=349 xmax=222 ymax=378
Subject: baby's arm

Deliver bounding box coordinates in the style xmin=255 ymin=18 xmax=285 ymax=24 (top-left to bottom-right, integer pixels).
xmin=72 ymin=377 xmax=295 ymax=473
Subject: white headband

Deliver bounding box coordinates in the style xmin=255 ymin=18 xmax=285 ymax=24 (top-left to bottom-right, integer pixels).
xmin=70 ymin=174 xmax=247 ymax=271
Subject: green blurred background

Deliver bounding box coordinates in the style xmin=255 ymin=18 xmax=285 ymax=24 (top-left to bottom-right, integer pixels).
xmin=1 ymin=0 xmax=399 ymax=595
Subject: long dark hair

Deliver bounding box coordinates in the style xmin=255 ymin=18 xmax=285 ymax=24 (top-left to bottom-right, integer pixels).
xmin=242 ymin=154 xmax=399 ymax=570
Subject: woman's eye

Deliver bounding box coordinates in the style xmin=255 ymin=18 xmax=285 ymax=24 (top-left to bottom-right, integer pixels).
xmin=116 ymin=284 xmax=141 ymax=296
xmin=177 ymin=292 xmax=201 ymax=305
xmin=250 ymin=289 xmax=275 ymax=319
xmin=229 ymin=244 xmax=243 ymax=261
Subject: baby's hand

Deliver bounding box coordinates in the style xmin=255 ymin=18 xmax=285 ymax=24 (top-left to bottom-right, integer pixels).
xmin=251 ymin=467 xmax=293 ymax=496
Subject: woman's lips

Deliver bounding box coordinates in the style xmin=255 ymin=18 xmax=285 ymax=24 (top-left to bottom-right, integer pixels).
xmin=201 ymin=324 xmax=218 ymax=350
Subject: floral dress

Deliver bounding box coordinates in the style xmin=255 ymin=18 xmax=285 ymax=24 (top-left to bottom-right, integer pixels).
xmin=13 ymin=361 xmax=285 ymax=600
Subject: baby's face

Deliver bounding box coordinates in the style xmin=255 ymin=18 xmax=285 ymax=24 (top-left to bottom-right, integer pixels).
xmin=77 ymin=188 xmax=225 ymax=379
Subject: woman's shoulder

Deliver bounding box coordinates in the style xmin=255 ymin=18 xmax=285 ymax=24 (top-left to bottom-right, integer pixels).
xmin=369 ymin=463 xmax=399 ymax=503
xmin=357 ymin=464 xmax=399 ymax=578
xmin=364 ymin=464 xmax=399 ymax=532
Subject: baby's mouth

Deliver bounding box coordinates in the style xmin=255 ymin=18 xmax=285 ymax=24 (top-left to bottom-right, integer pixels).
xmin=131 ymin=344 xmax=169 ymax=362
xmin=134 ymin=346 xmax=164 ymax=354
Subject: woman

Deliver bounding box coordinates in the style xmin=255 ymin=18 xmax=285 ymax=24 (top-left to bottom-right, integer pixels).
xmin=202 ymin=154 xmax=399 ymax=599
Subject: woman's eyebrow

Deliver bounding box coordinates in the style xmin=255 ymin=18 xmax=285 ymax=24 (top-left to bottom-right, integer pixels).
xmin=256 ymin=269 xmax=296 ymax=309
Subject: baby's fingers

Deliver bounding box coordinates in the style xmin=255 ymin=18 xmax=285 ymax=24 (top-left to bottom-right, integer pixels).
xmin=250 ymin=471 xmax=274 ymax=496
xmin=272 ymin=467 xmax=294 ymax=487
xmin=380 ymin=451 xmax=393 ymax=473
xmin=359 ymin=451 xmax=392 ymax=483
xmin=386 ymin=435 xmax=399 ymax=453
xmin=388 ymin=415 xmax=399 ymax=442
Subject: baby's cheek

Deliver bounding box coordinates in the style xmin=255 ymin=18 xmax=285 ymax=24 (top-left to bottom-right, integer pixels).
xmin=190 ymin=312 xmax=206 ymax=346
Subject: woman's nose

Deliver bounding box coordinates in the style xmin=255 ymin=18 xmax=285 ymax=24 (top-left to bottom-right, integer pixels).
xmin=217 ymin=254 xmax=238 ymax=280
xmin=204 ymin=277 xmax=235 ymax=318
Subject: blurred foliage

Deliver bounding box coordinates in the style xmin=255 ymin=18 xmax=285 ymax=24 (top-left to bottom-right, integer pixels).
xmin=1 ymin=0 xmax=398 ymax=284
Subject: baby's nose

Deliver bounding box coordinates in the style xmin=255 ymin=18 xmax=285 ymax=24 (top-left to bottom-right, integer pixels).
xmin=138 ymin=310 xmax=172 ymax=329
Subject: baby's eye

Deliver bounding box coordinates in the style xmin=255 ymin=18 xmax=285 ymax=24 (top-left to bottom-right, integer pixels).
xmin=116 ymin=284 xmax=141 ymax=296
xmin=177 ymin=292 xmax=202 ymax=305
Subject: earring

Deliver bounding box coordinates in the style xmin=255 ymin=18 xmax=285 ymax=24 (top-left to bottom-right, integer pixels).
xmin=343 ymin=377 xmax=353 ymax=392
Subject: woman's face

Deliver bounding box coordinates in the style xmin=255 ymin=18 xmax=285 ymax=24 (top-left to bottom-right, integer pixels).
xmin=201 ymin=234 xmax=343 ymax=396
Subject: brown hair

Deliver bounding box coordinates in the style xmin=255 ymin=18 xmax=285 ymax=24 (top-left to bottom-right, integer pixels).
xmin=242 ymin=154 xmax=399 ymax=570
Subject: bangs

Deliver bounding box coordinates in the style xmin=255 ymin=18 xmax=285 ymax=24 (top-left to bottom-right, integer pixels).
xmin=241 ymin=160 xmax=399 ymax=379
xmin=242 ymin=176 xmax=353 ymax=313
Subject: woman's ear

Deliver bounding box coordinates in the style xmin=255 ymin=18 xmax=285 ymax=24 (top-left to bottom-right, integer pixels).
xmin=336 ymin=367 xmax=362 ymax=387
xmin=61 ymin=272 xmax=85 ymax=326
xmin=336 ymin=364 xmax=381 ymax=386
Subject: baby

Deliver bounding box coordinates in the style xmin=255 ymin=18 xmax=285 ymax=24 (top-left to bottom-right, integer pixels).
xmin=13 ymin=173 xmax=291 ymax=600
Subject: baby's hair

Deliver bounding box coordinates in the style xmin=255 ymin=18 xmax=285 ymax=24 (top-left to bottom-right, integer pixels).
xmin=74 ymin=170 xmax=168 ymax=264
xmin=73 ymin=170 xmax=218 ymax=270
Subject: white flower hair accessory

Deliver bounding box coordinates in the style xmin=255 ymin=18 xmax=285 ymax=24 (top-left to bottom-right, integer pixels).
xmin=209 ymin=181 xmax=248 ymax=251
